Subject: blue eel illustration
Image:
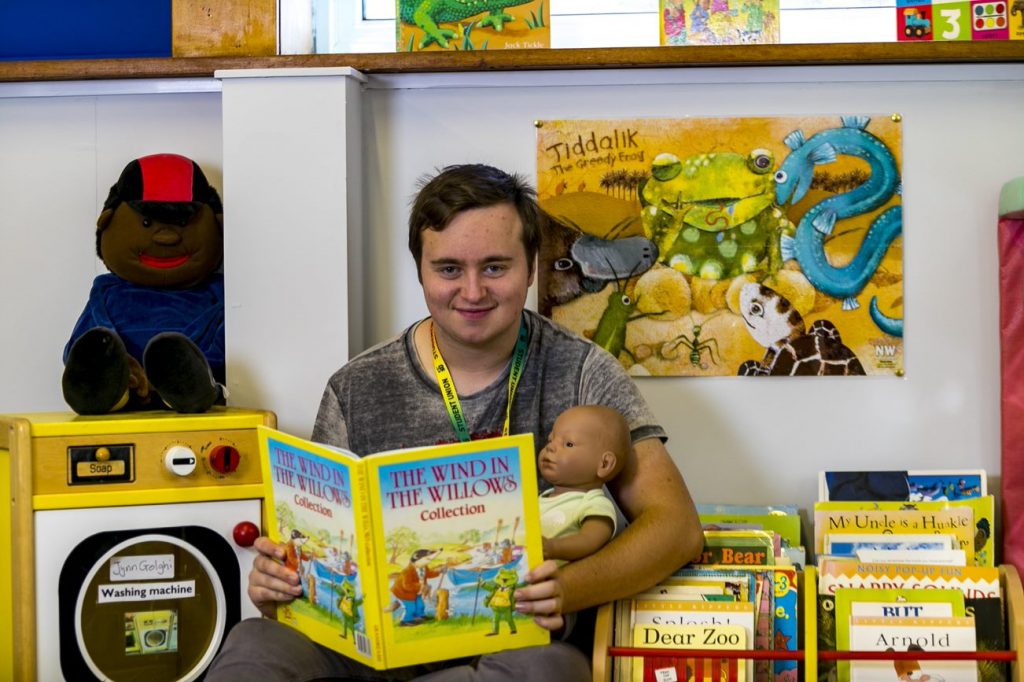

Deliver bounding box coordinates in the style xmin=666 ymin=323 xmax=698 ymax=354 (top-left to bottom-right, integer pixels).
xmin=775 ymin=116 xmax=904 ymax=337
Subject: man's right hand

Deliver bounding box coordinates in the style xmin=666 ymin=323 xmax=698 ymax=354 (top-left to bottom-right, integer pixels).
xmin=248 ymin=536 xmax=303 ymax=618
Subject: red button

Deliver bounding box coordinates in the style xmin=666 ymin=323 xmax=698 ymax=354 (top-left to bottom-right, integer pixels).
xmin=233 ymin=521 xmax=260 ymax=547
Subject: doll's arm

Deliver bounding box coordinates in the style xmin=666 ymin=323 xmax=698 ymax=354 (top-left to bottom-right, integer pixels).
xmin=542 ymin=516 xmax=615 ymax=562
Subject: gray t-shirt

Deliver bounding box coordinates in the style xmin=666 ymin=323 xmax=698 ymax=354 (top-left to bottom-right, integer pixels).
xmin=311 ymin=310 xmax=665 ymax=490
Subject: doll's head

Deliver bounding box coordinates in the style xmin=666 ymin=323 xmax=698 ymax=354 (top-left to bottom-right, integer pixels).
xmin=96 ymin=153 xmax=223 ymax=289
xmin=539 ymin=405 xmax=630 ymax=493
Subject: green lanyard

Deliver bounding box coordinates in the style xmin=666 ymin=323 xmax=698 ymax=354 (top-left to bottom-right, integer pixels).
xmin=430 ymin=315 xmax=529 ymax=442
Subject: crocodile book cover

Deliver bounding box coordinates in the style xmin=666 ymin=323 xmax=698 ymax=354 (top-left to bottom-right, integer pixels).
xmin=396 ymin=0 xmax=550 ymax=52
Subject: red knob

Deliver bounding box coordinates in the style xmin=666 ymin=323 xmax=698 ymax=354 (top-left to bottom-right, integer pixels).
xmin=233 ymin=521 xmax=260 ymax=547
xmin=209 ymin=445 xmax=240 ymax=474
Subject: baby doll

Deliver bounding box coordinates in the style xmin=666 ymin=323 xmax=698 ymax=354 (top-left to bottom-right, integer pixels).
xmin=62 ymin=153 xmax=225 ymax=414
xmin=538 ymin=404 xmax=630 ymax=564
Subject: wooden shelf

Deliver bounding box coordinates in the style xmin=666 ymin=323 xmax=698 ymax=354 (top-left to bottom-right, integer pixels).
xmin=593 ymin=564 xmax=1024 ymax=682
xmin=1 ymin=41 xmax=1022 ymax=83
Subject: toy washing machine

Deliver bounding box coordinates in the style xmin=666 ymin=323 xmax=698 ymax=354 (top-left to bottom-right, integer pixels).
xmin=0 ymin=407 xmax=275 ymax=681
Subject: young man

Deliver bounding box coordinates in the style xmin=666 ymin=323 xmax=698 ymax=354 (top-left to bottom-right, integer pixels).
xmin=206 ymin=164 xmax=703 ymax=681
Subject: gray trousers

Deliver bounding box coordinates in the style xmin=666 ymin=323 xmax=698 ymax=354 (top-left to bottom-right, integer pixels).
xmin=204 ymin=618 xmax=592 ymax=682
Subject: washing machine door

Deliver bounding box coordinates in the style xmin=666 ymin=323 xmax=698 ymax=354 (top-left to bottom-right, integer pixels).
xmin=59 ymin=526 xmax=241 ymax=682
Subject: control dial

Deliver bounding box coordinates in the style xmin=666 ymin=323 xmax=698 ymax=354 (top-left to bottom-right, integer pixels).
xmin=209 ymin=444 xmax=241 ymax=474
xmin=233 ymin=521 xmax=260 ymax=547
xmin=164 ymin=445 xmax=197 ymax=476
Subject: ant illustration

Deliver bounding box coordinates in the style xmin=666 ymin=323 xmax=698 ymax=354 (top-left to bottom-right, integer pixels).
xmin=660 ymin=314 xmax=722 ymax=370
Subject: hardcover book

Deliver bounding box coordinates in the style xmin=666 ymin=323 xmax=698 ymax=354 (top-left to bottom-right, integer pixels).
xmin=833 ymin=587 xmax=966 ymax=682
xmin=631 ymin=623 xmax=748 ymax=682
xmin=396 ymin=0 xmax=550 ymax=52
xmin=847 ymin=616 xmax=978 ymax=682
xmin=819 ymin=469 xmax=987 ymax=502
xmin=813 ymin=502 xmax=980 ymax=565
xmin=816 ymin=560 xmax=1004 ymax=682
xmin=814 ymin=496 xmax=995 ymax=566
xmin=258 ymin=426 xmax=549 ymax=669
xmin=659 ymin=0 xmax=780 ymax=46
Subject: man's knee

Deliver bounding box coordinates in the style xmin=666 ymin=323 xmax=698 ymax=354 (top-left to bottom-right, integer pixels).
xmin=205 ymin=618 xmax=338 ymax=680
xmin=474 ymin=642 xmax=590 ymax=682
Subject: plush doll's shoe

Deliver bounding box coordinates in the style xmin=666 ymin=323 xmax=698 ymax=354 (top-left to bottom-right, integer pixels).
xmin=62 ymin=327 xmax=131 ymax=414
xmin=144 ymin=332 xmax=221 ymax=413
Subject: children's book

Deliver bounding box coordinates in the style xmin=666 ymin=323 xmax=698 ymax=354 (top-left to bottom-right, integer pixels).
xmin=659 ymin=0 xmax=780 ymax=46
xmin=813 ymin=502 xmax=979 ymax=565
xmin=814 ymin=496 xmax=995 ymax=566
xmin=833 ymin=587 xmax=966 ymax=682
xmin=631 ymin=623 xmax=748 ymax=682
xmin=853 ymin=548 xmax=967 ymax=566
xmin=847 ymin=616 xmax=978 ymax=682
xmin=396 ymin=0 xmax=550 ymax=52
xmin=816 ymin=560 xmax=1005 ymax=682
xmin=819 ymin=469 xmax=987 ymax=502
xmin=694 ymin=530 xmax=776 ymax=567
xmin=631 ymin=601 xmax=756 ymax=682
xmin=824 ymin=532 xmax=955 ymax=555
xmin=258 ymin=426 xmax=549 ymax=669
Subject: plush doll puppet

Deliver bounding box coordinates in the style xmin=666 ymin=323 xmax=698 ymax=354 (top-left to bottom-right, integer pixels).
xmin=62 ymin=153 xmax=225 ymax=414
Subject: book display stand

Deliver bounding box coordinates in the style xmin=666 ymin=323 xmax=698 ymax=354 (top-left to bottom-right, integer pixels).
xmin=593 ymin=564 xmax=1024 ymax=682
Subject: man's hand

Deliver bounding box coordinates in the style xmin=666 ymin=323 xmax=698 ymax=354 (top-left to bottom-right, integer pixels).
xmin=514 ymin=559 xmax=565 ymax=632
xmin=248 ymin=536 xmax=303 ymax=618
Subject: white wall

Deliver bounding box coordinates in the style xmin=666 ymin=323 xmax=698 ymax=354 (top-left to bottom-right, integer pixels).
xmin=0 ymin=81 xmax=222 ymax=412
xmin=1 ymin=64 xmax=1022 ymax=519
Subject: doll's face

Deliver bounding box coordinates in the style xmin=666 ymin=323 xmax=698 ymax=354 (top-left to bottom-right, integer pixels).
xmin=98 ymin=203 xmax=223 ymax=289
xmin=539 ymin=408 xmax=615 ymax=489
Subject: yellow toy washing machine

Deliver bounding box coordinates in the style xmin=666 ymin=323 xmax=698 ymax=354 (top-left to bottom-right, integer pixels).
xmin=0 ymin=407 xmax=275 ymax=682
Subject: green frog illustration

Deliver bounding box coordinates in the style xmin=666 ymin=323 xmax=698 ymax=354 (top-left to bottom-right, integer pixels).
xmin=337 ymin=580 xmax=363 ymax=640
xmin=640 ymin=148 xmax=794 ymax=280
xmin=481 ymin=567 xmax=522 ymax=635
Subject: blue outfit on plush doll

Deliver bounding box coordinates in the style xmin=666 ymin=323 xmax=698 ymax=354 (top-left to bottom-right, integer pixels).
xmin=61 ymin=153 xmax=226 ymax=414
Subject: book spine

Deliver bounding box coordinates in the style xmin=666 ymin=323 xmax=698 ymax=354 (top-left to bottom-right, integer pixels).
xmin=353 ymin=459 xmax=386 ymax=669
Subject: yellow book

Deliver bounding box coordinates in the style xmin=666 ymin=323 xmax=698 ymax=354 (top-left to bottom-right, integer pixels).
xmin=813 ymin=502 xmax=980 ymax=565
xmin=259 ymin=426 xmax=549 ymax=669
xmin=631 ymin=623 xmax=747 ymax=682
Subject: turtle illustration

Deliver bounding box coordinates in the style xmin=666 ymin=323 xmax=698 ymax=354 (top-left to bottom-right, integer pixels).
xmin=737 ymin=282 xmax=865 ymax=376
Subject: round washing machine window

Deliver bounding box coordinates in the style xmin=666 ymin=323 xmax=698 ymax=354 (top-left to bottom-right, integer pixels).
xmin=72 ymin=533 xmax=227 ymax=682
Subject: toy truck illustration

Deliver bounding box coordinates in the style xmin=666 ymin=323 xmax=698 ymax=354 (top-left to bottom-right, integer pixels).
xmin=903 ymin=7 xmax=932 ymax=37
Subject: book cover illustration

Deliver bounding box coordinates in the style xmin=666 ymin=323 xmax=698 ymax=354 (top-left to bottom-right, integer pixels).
xmin=847 ymin=616 xmax=978 ymax=682
xmin=660 ymin=0 xmax=779 ymax=46
xmin=535 ymin=115 xmax=903 ymax=377
xmin=260 ymin=427 xmax=549 ymax=669
xmin=632 ymin=623 xmax=748 ymax=682
xmin=396 ymin=0 xmax=549 ymax=52
xmin=819 ymin=469 xmax=987 ymax=502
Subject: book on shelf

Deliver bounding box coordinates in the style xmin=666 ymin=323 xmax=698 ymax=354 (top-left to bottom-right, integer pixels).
xmin=631 ymin=600 xmax=755 ymax=682
xmin=258 ymin=426 xmax=549 ymax=670
xmin=847 ymin=616 xmax=978 ymax=682
xmin=824 ymin=532 xmax=956 ymax=555
xmin=631 ymin=623 xmax=748 ymax=682
xmin=815 ymin=560 xmax=1005 ymax=682
xmin=819 ymin=469 xmax=987 ymax=502
xmin=694 ymin=530 xmax=777 ymax=567
xmin=813 ymin=500 xmax=993 ymax=566
xmin=396 ymin=0 xmax=550 ymax=52
xmin=659 ymin=0 xmax=780 ymax=47
xmin=852 ymin=548 xmax=967 ymax=566
xmin=833 ymin=587 xmax=967 ymax=682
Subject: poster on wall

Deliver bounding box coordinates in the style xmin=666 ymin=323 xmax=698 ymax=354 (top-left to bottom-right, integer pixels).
xmin=660 ymin=0 xmax=780 ymax=46
xmin=535 ymin=115 xmax=904 ymax=378
xmin=396 ymin=0 xmax=549 ymax=51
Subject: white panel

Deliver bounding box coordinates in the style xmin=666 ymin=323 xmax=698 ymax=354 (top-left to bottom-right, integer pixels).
xmin=359 ymin=64 xmax=1024 ymax=511
xmin=219 ymin=69 xmax=363 ymax=437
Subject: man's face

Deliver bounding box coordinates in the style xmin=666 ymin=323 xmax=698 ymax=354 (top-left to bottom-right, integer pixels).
xmin=99 ymin=203 xmax=223 ymax=289
xmin=419 ymin=203 xmax=534 ymax=355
